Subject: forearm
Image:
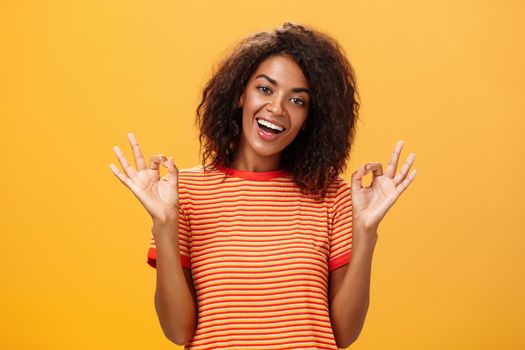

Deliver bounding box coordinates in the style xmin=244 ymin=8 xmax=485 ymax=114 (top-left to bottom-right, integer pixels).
xmin=153 ymin=221 xmax=196 ymax=345
xmin=331 ymin=229 xmax=377 ymax=348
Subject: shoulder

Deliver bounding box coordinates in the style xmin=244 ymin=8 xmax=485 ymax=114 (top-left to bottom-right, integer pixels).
xmin=176 ymin=164 xmax=225 ymax=191
xmin=327 ymin=175 xmax=352 ymax=198
xmin=178 ymin=164 xmax=221 ymax=178
xmin=326 ymin=176 xmax=352 ymax=214
xmin=178 ymin=165 xmax=205 ymax=177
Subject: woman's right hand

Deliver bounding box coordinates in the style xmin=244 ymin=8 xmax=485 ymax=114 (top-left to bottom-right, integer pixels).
xmin=109 ymin=132 xmax=179 ymax=224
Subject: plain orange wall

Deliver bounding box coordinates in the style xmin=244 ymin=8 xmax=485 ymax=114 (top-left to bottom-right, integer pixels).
xmin=1 ymin=0 xmax=523 ymax=349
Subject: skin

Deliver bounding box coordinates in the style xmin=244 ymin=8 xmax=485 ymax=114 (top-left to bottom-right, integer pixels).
xmin=234 ymin=54 xmax=311 ymax=172
xmin=330 ymin=140 xmax=417 ymax=347
xmin=110 ymin=135 xmax=197 ymax=344
xmin=109 ymin=54 xmax=418 ymax=348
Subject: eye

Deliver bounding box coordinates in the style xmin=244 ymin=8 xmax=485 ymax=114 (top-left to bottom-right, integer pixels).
xmin=257 ymin=86 xmax=272 ymax=94
xmin=290 ymin=97 xmax=305 ymax=106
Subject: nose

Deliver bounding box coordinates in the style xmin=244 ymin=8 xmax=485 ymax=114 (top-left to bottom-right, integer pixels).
xmin=266 ymin=93 xmax=285 ymax=116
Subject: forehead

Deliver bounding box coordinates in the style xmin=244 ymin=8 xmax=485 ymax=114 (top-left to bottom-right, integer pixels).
xmin=251 ymin=55 xmax=309 ymax=88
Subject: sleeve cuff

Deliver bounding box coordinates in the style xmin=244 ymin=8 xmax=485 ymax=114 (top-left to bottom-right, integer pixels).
xmin=147 ymin=247 xmax=191 ymax=270
xmin=329 ymin=251 xmax=352 ymax=272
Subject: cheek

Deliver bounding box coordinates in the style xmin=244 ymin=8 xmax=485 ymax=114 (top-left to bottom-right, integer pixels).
xmin=291 ymin=112 xmax=308 ymax=131
xmin=241 ymin=112 xmax=252 ymax=132
xmin=282 ymin=121 xmax=305 ymax=144
xmin=246 ymin=91 xmax=266 ymax=107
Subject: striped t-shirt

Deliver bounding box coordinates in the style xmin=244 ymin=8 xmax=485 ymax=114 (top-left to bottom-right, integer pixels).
xmin=147 ymin=164 xmax=353 ymax=349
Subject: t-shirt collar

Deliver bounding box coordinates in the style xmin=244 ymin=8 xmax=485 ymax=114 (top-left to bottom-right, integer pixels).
xmin=214 ymin=164 xmax=290 ymax=181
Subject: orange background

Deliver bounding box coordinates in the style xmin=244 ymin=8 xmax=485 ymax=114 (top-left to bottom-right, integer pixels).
xmin=1 ymin=1 xmax=523 ymax=349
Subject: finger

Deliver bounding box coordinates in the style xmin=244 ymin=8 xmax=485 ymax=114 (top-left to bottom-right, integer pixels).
xmin=167 ymin=156 xmax=178 ymax=173
xmin=366 ymin=162 xmax=383 ymax=176
xmin=127 ymin=132 xmax=147 ymax=171
xmin=385 ymin=140 xmax=404 ymax=178
xmin=366 ymin=162 xmax=384 ymax=186
xmin=351 ymin=164 xmax=367 ymax=191
xmin=160 ymin=157 xmax=176 ymax=179
xmin=112 ymin=145 xmax=137 ymax=179
xmin=149 ymin=154 xmax=167 ymax=171
xmin=393 ymin=153 xmax=416 ymax=185
xmin=163 ymin=157 xmax=179 ymax=188
xmin=109 ymin=163 xmax=140 ymax=193
xmin=396 ymin=169 xmax=417 ymax=194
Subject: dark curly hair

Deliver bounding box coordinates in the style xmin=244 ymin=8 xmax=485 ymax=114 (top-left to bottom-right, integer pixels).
xmin=196 ymin=22 xmax=360 ymax=199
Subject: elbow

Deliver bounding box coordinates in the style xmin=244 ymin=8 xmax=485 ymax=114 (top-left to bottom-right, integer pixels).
xmin=158 ymin=313 xmax=195 ymax=345
xmin=334 ymin=318 xmax=365 ymax=348
xmin=349 ymin=334 xmax=361 ymax=348
xmin=164 ymin=333 xmax=183 ymax=346
xmin=154 ymin=292 xmax=197 ymax=346
xmin=165 ymin=335 xmax=186 ymax=346
xmin=163 ymin=311 xmax=197 ymax=345
xmin=164 ymin=327 xmax=194 ymax=346
xmin=348 ymin=333 xmax=361 ymax=346
xmin=336 ymin=334 xmax=359 ymax=349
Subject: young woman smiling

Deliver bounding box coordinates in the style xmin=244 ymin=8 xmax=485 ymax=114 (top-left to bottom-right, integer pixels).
xmin=110 ymin=22 xmax=417 ymax=349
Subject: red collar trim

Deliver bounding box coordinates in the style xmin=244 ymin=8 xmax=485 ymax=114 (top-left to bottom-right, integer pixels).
xmin=214 ymin=164 xmax=290 ymax=181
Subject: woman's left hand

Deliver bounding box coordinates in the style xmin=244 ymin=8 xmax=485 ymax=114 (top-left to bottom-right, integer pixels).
xmin=351 ymin=140 xmax=417 ymax=242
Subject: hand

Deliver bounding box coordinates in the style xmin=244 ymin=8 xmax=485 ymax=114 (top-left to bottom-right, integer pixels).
xmin=351 ymin=140 xmax=417 ymax=235
xmin=109 ymin=132 xmax=179 ymax=223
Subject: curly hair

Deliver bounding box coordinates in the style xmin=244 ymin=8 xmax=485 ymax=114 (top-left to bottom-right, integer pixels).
xmin=196 ymin=21 xmax=360 ymax=199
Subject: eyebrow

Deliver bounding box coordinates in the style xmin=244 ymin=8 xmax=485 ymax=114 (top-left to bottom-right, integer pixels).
xmin=255 ymin=74 xmax=311 ymax=95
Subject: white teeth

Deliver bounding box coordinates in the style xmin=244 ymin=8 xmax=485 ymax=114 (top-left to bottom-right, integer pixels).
xmin=256 ymin=118 xmax=284 ymax=132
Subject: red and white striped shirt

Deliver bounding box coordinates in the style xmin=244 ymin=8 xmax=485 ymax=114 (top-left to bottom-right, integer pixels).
xmin=147 ymin=165 xmax=353 ymax=349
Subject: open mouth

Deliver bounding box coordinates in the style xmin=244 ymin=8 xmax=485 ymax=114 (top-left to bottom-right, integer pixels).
xmin=256 ymin=117 xmax=285 ymax=134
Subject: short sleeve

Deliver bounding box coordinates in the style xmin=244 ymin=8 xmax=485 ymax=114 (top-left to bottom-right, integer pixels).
xmin=147 ymin=205 xmax=191 ymax=270
xmin=328 ymin=177 xmax=353 ymax=272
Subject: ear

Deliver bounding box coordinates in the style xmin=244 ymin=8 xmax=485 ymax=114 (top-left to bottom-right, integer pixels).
xmin=238 ymin=93 xmax=244 ymax=107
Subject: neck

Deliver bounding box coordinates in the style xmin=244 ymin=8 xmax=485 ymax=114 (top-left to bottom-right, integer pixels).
xmin=232 ymin=138 xmax=282 ymax=172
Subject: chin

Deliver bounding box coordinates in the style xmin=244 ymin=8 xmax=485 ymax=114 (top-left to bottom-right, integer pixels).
xmin=251 ymin=136 xmax=289 ymax=154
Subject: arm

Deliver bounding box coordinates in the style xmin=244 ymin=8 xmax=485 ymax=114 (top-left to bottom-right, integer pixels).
xmin=330 ymin=225 xmax=377 ymax=348
xmin=109 ymin=133 xmax=197 ymax=344
xmin=153 ymin=219 xmax=197 ymax=345
xmin=331 ymin=141 xmax=416 ymax=348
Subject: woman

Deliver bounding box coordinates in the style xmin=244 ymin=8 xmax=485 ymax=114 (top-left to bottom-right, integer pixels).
xmin=110 ymin=22 xmax=416 ymax=349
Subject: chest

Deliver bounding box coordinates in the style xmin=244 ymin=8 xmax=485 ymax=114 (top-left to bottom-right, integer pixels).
xmin=184 ymin=189 xmax=332 ymax=274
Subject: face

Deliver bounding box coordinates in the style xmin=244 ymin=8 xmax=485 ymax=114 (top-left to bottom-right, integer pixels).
xmin=237 ymin=54 xmax=311 ymax=167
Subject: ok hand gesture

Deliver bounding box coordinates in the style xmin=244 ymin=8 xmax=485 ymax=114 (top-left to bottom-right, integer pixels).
xmin=351 ymin=140 xmax=417 ymax=241
xmin=109 ymin=132 xmax=179 ymax=224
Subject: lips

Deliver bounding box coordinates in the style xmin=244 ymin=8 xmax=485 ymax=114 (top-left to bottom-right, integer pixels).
xmin=255 ymin=116 xmax=285 ymax=141
xmin=255 ymin=117 xmax=286 ymax=133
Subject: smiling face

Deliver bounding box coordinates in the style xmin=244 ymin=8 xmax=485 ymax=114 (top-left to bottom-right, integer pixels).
xmin=235 ymin=54 xmax=311 ymax=171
